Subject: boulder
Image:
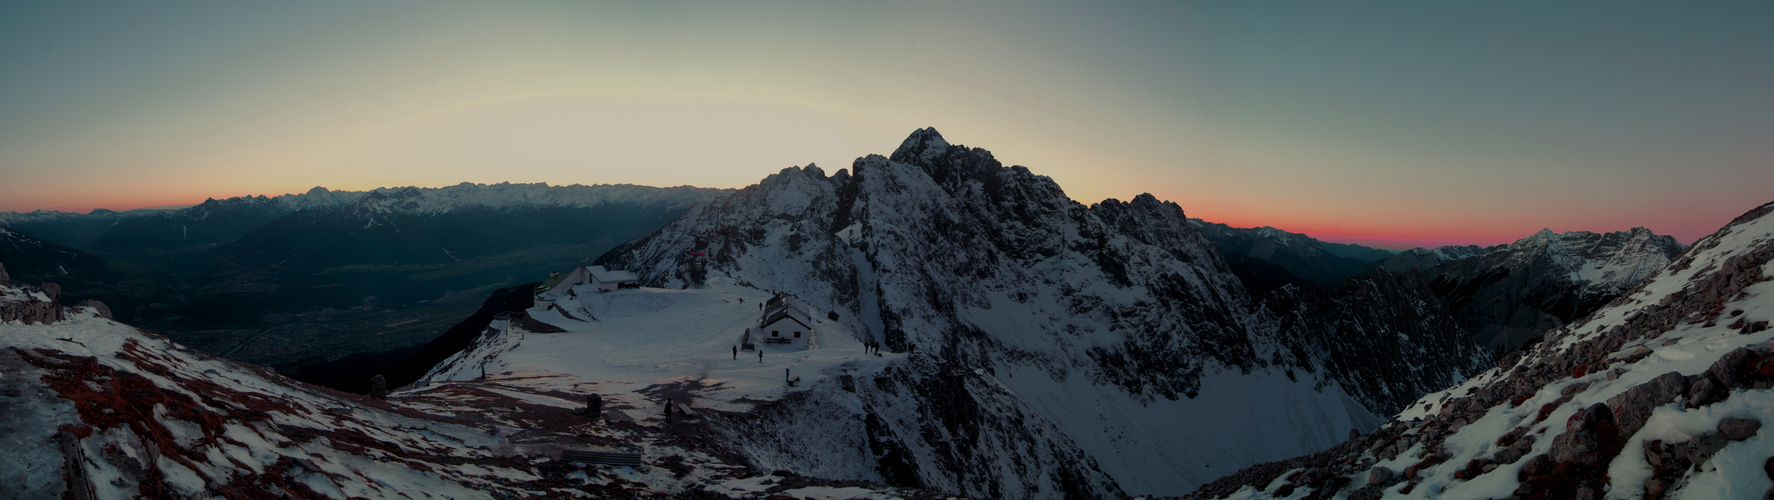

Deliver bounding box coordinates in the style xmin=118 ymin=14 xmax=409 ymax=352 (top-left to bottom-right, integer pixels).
xmin=78 ymin=299 xmax=112 ymax=320
xmin=1673 ymin=432 xmax=1730 ymax=466
xmin=1708 ymin=348 xmax=1754 ymax=388
xmin=1719 ymin=418 xmax=1762 ymax=441
xmin=1550 ymin=403 xmax=1618 ymax=466
xmin=1519 ymin=454 xmax=1553 ymax=479
xmin=1687 ymin=377 xmax=1720 ymax=409
xmin=40 ymin=281 xmax=60 ymax=302
xmin=1607 ymin=371 xmax=1689 ymax=440
xmin=1367 ymin=466 xmax=1394 ymax=486
xmin=0 ymin=261 xmax=8 ymax=284
xmin=1493 ymin=445 xmax=1525 ymax=465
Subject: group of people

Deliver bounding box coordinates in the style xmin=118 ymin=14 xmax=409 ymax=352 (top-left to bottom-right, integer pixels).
xmin=734 ymin=344 xmax=764 ymax=363
xmin=863 ymin=340 xmax=882 ymax=354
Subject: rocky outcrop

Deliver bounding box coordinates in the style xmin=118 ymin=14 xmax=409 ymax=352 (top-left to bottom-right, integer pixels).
xmin=0 ymin=277 xmax=66 ymax=325
xmin=0 ymin=261 xmax=111 ymax=325
xmin=75 ymin=300 xmax=111 ymax=320
xmin=1189 ymin=200 xmax=1774 ymax=500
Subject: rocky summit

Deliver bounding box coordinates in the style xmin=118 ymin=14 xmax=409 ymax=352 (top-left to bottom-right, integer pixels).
xmin=596 ymin=128 xmax=1493 ymax=496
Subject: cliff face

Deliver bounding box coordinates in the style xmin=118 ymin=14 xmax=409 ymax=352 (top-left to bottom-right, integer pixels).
xmin=1259 ymin=270 xmax=1492 ymax=417
xmin=1190 ymin=200 xmax=1774 ymax=500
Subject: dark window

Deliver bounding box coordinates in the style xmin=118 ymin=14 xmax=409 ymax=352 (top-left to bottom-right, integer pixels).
xmin=773 ymin=331 xmax=779 ymax=337
xmin=794 ymin=331 xmax=801 ymax=338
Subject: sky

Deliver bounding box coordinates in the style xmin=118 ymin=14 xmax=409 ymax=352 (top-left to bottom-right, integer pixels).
xmin=2 ymin=2 xmax=1771 ymax=249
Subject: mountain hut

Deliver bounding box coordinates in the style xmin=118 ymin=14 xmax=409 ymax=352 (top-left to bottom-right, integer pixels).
xmin=759 ymin=292 xmax=813 ymax=345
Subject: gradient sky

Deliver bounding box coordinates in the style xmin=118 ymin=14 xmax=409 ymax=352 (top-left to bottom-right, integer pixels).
xmin=3 ymin=2 xmax=1771 ymax=249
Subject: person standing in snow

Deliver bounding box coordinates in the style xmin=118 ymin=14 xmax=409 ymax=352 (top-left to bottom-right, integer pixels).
xmin=370 ymin=374 xmax=387 ymax=399
xmin=732 ymin=345 xmax=738 ymax=360
xmin=759 ymin=349 xmax=764 ymax=363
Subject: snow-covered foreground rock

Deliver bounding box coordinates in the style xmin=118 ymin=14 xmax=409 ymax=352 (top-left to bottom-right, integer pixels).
xmin=0 ymin=277 xmax=937 ymax=498
xmin=1189 ymin=200 xmax=1774 ymax=500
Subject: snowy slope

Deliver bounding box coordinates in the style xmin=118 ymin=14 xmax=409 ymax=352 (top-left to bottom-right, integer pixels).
xmin=1 ymin=290 xmax=543 ymax=498
xmin=591 ymin=128 xmax=1487 ymax=496
xmin=1189 ymin=200 xmax=1774 ymax=500
xmin=2 ymin=274 xmax=940 ymax=498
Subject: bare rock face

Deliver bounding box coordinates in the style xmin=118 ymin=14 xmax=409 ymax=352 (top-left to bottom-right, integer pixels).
xmin=0 ymin=261 xmax=9 ymax=284
xmin=40 ymin=281 xmax=60 ymax=303
xmin=1 ymin=295 xmax=64 ymax=325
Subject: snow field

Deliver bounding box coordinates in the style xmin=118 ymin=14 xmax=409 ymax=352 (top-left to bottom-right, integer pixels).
xmin=422 ymin=277 xmax=893 ymax=415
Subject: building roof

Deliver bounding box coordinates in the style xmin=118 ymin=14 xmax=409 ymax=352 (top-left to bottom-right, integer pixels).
xmin=763 ymin=292 xmax=811 ymax=320
xmin=761 ymin=310 xmax=810 ymax=331
xmin=536 ymin=266 xmax=592 ymax=297
xmin=537 ymin=273 xmax=572 ymax=296
xmin=588 ymin=265 xmax=639 ymax=284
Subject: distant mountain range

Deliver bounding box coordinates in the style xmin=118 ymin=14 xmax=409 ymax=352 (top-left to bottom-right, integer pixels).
xmin=1188 ymin=220 xmax=1394 ymax=292
xmin=1410 ymin=228 xmax=1685 ymax=353
xmin=1191 ymin=219 xmax=1686 ymax=356
xmin=0 ymin=182 xmax=728 ymax=384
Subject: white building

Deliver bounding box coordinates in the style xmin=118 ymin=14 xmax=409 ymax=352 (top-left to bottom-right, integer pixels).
xmin=759 ymin=293 xmax=813 ymax=344
xmin=534 ymin=265 xmax=641 ymax=308
xmin=586 ymin=266 xmax=640 ymax=291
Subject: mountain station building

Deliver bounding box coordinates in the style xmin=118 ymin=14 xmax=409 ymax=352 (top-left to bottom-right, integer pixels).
xmin=759 ymin=293 xmax=813 ymax=345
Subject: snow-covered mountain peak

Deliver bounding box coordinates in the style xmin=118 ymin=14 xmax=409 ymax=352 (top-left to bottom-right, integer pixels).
xmin=888 ymin=126 xmax=950 ymax=164
xmin=1495 ymin=226 xmax=1686 ymax=293
xmin=596 ymin=129 xmax=1490 ymax=497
